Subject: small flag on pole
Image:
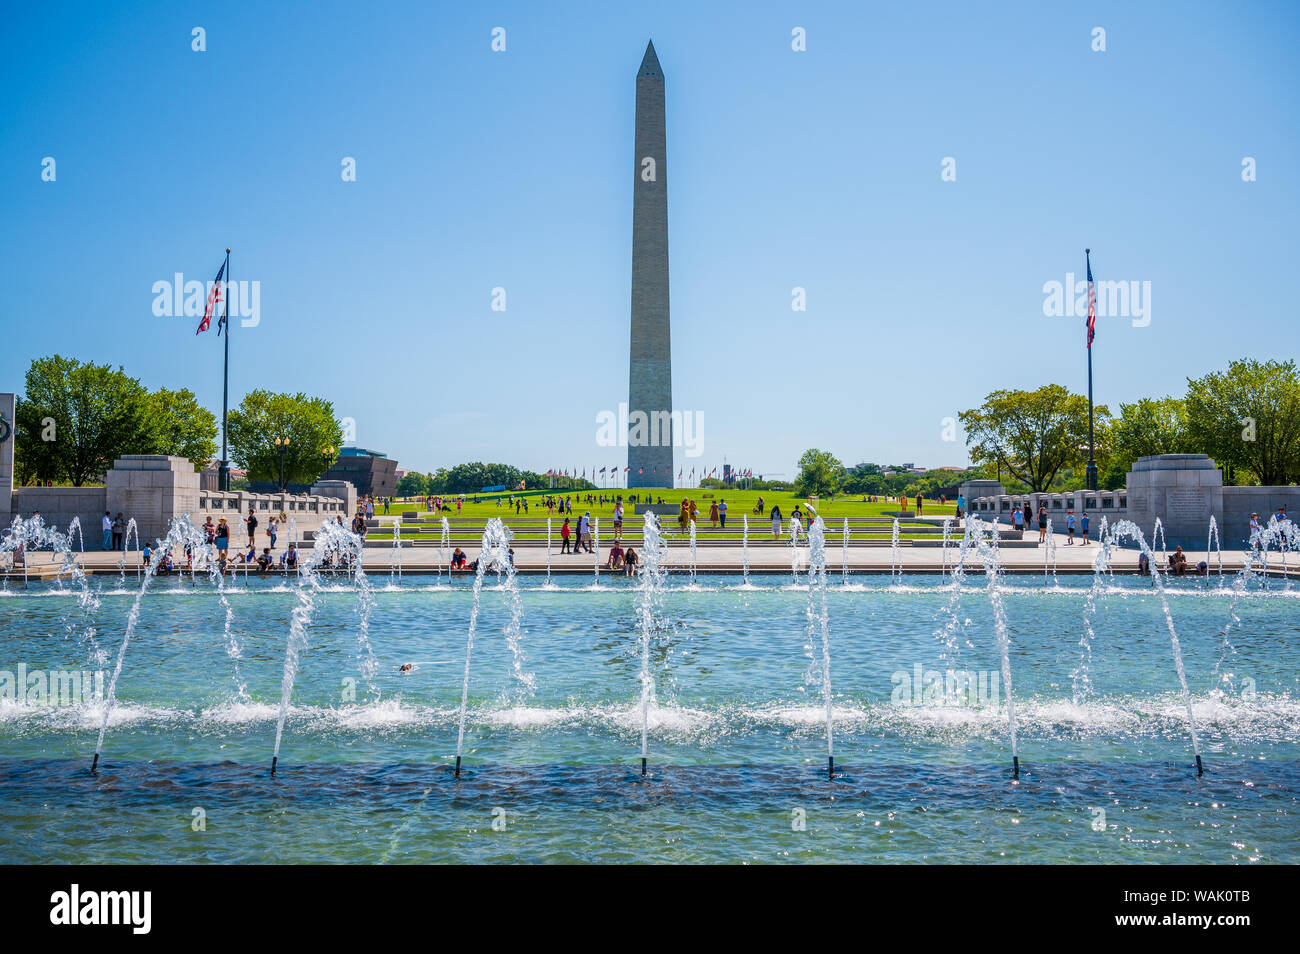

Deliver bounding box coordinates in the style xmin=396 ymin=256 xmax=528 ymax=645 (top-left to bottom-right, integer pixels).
xmin=1086 ymin=250 xmax=1097 ymax=349
xmin=196 ymin=258 xmax=226 ymax=334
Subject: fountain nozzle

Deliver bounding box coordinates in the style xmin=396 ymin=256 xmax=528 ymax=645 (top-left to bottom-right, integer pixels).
xmin=455 ymin=755 xmax=461 ymax=778
xmin=1012 ymin=756 xmax=1020 ymax=780
xmin=90 ymin=753 xmax=99 ymax=775
xmin=641 ymin=757 xmax=647 ymax=777
xmin=270 ymin=755 xmax=277 ymax=777
xmin=1195 ymin=755 xmax=1204 ymax=777
xmin=827 ymin=755 xmax=834 ymax=780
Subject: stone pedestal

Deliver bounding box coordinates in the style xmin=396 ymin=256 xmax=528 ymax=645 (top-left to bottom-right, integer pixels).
xmin=0 ymin=393 xmax=14 ymax=520
xmin=1125 ymin=454 xmax=1223 ymax=549
xmin=958 ymin=479 xmax=1004 ymax=509
xmin=105 ymin=455 xmax=201 ymax=544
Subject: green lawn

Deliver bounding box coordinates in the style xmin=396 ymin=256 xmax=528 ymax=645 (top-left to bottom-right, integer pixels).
xmin=375 ymin=488 xmax=955 ymax=523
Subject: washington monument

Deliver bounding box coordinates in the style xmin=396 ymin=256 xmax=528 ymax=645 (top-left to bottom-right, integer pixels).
xmin=627 ymin=40 xmax=674 ymax=489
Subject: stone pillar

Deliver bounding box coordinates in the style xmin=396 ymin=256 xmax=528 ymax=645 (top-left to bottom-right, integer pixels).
xmin=1125 ymin=454 xmax=1224 ymax=549
xmin=0 ymin=393 xmax=15 ymax=521
xmin=105 ymin=455 xmax=201 ymax=544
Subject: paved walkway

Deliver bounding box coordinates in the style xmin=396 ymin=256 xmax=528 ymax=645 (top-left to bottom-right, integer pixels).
xmin=7 ymin=528 xmax=1282 ymax=577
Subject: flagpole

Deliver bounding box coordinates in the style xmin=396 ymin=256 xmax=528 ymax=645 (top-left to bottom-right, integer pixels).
xmin=219 ymin=247 xmax=232 ymax=491
xmin=1084 ymin=247 xmax=1098 ymax=492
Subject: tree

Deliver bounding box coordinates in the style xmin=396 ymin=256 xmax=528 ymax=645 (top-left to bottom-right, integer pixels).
xmin=959 ymin=385 xmax=1108 ymax=492
xmin=15 ymin=355 xmax=154 ymax=485
xmin=1185 ymin=358 xmax=1300 ymax=485
xmin=793 ymin=448 xmax=844 ymax=498
xmin=145 ymin=387 xmax=218 ymax=469
xmin=395 ymin=471 xmax=428 ymax=496
xmin=226 ymin=390 xmax=344 ymax=486
xmin=1111 ymin=397 xmax=1189 ymax=467
xmin=841 ymin=462 xmax=885 ymax=495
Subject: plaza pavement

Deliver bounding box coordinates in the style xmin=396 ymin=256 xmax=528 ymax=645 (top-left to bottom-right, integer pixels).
xmin=6 ymin=525 xmax=1276 ymax=577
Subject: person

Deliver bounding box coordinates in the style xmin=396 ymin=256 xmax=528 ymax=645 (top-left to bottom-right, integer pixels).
xmin=580 ymin=512 xmax=593 ymax=553
xmin=451 ymin=547 xmax=467 ymax=570
xmin=1022 ymin=503 xmax=1032 ymax=529
xmin=111 ymin=513 xmax=125 ymax=550
xmin=770 ymin=504 xmax=783 ymax=539
xmin=1137 ymin=551 xmax=1150 ymax=575
xmin=709 ymin=500 xmax=719 ymax=528
xmin=285 ymin=543 xmax=299 ymax=570
xmin=956 ymin=493 xmax=966 ymax=519
xmin=215 ymin=518 xmax=230 ymax=560
xmin=606 ymin=541 xmax=625 ymax=570
xmin=622 ymin=546 xmax=638 ymax=576
xmin=101 ymin=511 xmax=113 ymax=551
xmin=1065 ymin=509 xmax=1076 ymax=545
xmin=268 ymin=515 xmax=278 ymax=551
xmin=613 ymin=501 xmax=624 ymax=542
xmin=203 ymin=516 xmax=216 ymax=546
xmin=1168 ymin=545 xmax=1188 ymax=575
xmin=1037 ymin=505 xmax=1047 ymax=544
xmin=678 ymin=499 xmax=689 ymax=530
xmin=142 ymin=544 xmax=153 ymax=568
xmin=754 ymin=496 xmax=765 ymax=516
xmin=1012 ymin=507 xmax=1024 ymax=533
xmin=257 ymin=547 xmax=273 ymax=573
xmin=916 ymin=493 xmax=924 ymax=514
xmin=718 ymin=498 xmax=728 ymax=529
xmin=1249 ymin=512 xmax=1261 ymax=551
xmin=690 ymin=499 xmax=699 ymax=525
xmin=560 ymin=517 xmax=572 ymax=554
xmin=245 ymin=507 xmax=258 ymax=547
xmin=1080 ymin=511 xmax=1090 ymax=545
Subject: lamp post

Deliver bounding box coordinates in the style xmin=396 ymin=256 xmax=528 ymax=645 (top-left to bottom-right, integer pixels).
xmin=274 ymin=437 xmax=291 ymax=492
xmin=321 ymin=446 xmax=336 ymax=482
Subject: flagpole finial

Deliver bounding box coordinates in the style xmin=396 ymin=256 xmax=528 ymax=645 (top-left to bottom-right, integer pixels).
xmin=226 ymin=247 xmax=231 ymax=253
xmin=1085 ymin=248 xmax=1090 ymax=254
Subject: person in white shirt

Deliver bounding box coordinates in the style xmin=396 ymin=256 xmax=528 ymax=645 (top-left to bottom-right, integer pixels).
xmin=101 ymin=512 xmax=113 ymax=550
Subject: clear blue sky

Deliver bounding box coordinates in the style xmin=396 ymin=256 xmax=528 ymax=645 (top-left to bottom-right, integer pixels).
xmin=3 ymin=0 xmax=1297 ymax=479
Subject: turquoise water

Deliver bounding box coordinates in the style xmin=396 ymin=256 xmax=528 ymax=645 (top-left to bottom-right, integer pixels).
xmin=1 ymin=573 xmax=1297 ymax=863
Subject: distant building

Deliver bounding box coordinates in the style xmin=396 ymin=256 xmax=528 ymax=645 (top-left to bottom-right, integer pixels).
xmin=200 ymin=462 xmax=247 ymax=491
xmin=321 ymin=447 xmax=398 ymax=497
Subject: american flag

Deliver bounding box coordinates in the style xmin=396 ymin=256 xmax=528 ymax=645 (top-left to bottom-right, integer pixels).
xmin=1086 ymin=250 xmax=1096 ymax=349
xmin=196 ymin=258 xmax=226 ymax=334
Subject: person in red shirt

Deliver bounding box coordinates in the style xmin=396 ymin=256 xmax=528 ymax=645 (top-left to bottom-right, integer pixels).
xmin=560 ymin=517 xmax=572 ymax=554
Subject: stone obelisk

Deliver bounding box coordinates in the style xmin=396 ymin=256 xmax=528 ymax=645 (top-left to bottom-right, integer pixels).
xmin=628 ymin=40 xmax=673 ymax=489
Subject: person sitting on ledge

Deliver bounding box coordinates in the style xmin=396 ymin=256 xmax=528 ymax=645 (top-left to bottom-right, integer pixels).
xmin=451 ymin=547 xmax=467 ymax=570
xmin=1137 ymin=551 xmax=1150 ymax=575
xmin=606 ymin=542 xmax=625 ymax=570
xmin=622 ymin=546 xmax=638 ymax=576
xmin=285 ymin=543 xmax=298 ymax=569
xmin=257 ymin=548 xmax=273 ymax=573
xmin=1167 ymin=546 xmax=1188 ymax=575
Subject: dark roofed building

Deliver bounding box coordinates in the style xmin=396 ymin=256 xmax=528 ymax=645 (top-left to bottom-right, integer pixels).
xmin=322 ymin=447 xmax=398 ymax=498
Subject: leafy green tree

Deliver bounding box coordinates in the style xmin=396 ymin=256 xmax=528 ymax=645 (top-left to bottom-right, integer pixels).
xmin=395 ymin=471 xmax=428 ymax=496
xmin=793 ymin=448 xmax=844 ymax=498
xmin=145 ymin=387 xmax=218 ymax=469
xmin=226 ymin=390 xmax=344 ymax=487
xmin=959 ymin=385 xmax=1108 ymax=492
xmin=1185 ymin=358 xmax=1300 ymax=485
xmin=15 ymin=355 xmax=154 ymax=485
xmin=1111 ymin=397 xmax=1189 ymax=467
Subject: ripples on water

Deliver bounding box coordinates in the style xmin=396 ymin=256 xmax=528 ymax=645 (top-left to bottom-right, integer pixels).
xmin=0 ymin=575 xmax=1297 ymax=862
